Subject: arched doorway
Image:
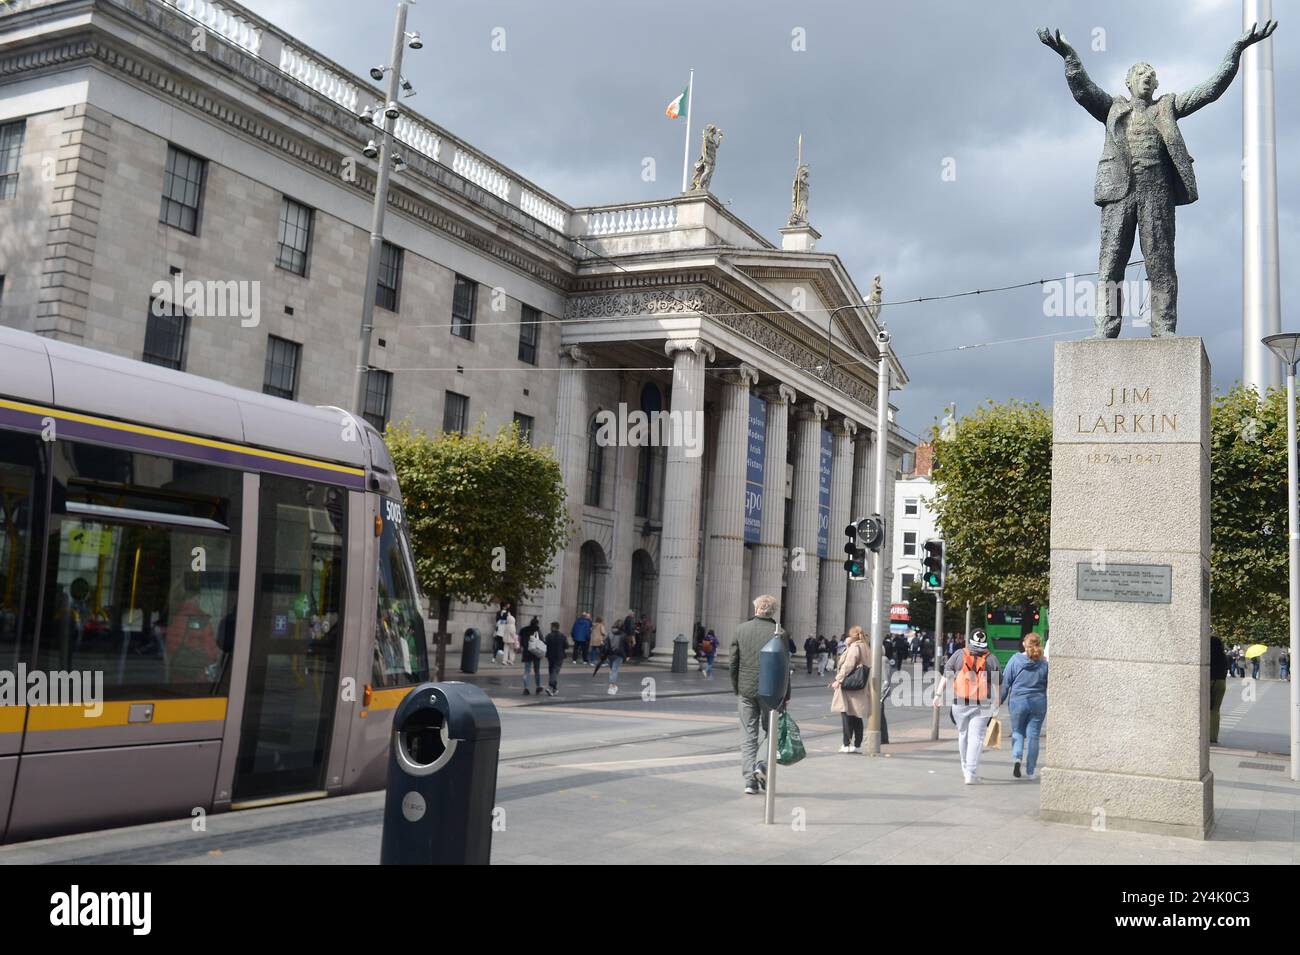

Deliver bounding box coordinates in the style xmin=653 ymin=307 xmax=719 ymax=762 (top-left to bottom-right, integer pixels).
xmin=576 ymin=540 xmax=609 ymax=622
xmin=629 ymin=548 xmax=658 ymax=630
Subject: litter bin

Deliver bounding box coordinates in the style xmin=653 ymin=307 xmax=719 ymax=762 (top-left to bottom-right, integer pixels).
xmin=460 ymin=627 xmax=481 ymax=674
xmin=671 ymin=633 xmax=689 ymax=674
xmin=380 ymin=681 xmax=501 ymax=865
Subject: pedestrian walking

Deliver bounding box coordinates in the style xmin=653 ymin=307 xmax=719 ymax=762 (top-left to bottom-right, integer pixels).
xmin=731 ymin=594 xmax=785 ymax=795
xmin=572 ymin=611 xmax=592 ymax=664
xmin=698 ymin=628 xmax=718 ymax=679
xmin=590 ymin=616 xmax=606 ymax=664
xmin=932 ymin=628 xmax=1002 ymax=784
xmin=593 ymin=623 xmax=625 ymax=695
xmin=1250 ymin=653 xmax=1260 ymax=681
xmin=493 ymin=603 xmax=517 ymax=665
xmin=1281 ymin=649 xmax=1291 ymax=682
xmin=920 ymin=632 xmax=934 ymax=672
xmin=803 ymin=636 xmax=818 ymax=674
xmin=816 ymin=635 xmax=830 ymax=677
xmin=892 ymin=632 xmax=909 ymax=677
xmin=1209 ymin=632 xmax=1228 ymax=744
xmin=519 ymin=616 xmax=543 ymax=695
xmin=909 ymin=631 xmax=920 ymax=663
xmin=1000 ymin=633 xmax=1049 ymax=779
xmin=544 ymin=621 xmax=567 ymax=696
xmin=831 ymin=626 xmax=870 ymax=753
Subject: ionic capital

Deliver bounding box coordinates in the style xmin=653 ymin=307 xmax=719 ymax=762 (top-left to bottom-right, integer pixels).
xmin=664 ymin=338 xmax=716 ymax=363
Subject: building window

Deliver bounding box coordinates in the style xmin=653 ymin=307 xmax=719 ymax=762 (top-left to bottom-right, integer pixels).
xmin=904 ymin=498 xmax=919 ymax=516
xmin=513 ymin=412 xmax=534 ymax=445
xmin=635 ymin=446 xmax=653 ymax=518
xmin=363 ymin=370 xmax=392 ymax=432
xmin=0 ymin=120 xmax=25 ymax=199
xmin=143 ymin=298 xmax=189 ymax=370
xmin=443 ymin=391 xmax=469 ymax=435
xmin=276 ymin=198 xmax=313 ymax=276
xmin=451 ymin=274 xmax=476 ymax=340
xmin=263 ymin=336 xmax=301 ymax=400
xmin=901 ymin=572 xmax=915 ymax=590
xmin=903 ymin=531 xmax=917 ymax=557
xmin=376 ymin=242 xmax=402 ymax=312
xmin=577 ymin=543 xmax=600 ymax=617
xmin=585 ymin=417 xmax=604 ymax=507
xmin=518 ymin=304 xmax=540 ymax=364
xmin=159 ymin=144 xmax=206 ymax=234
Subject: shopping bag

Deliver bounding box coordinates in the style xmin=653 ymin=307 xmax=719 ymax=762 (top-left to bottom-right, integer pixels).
xmin=776 ymin=710 xmax=806 ymax=766
xmin=983 ymin=716 xmax=1002 ymax=749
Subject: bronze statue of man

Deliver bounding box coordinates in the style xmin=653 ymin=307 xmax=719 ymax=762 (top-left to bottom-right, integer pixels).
xmin=1038 ymin=21 xmax=1277 ymax=338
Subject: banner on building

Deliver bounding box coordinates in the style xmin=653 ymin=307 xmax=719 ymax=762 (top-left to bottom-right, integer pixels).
xmin=817 ymin=428 xmax=832 ymax=558
xmin=744 ymin=393 xmax=765 ymax=544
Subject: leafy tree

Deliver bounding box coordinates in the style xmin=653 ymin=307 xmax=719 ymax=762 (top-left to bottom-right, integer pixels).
xmin=928 ymin=399 xmax=1052 ymax=634
xmin=386 ymin=421 xmax=570 ymax=678
xmin=1210 ymin=385 xmax=1288 ymax=645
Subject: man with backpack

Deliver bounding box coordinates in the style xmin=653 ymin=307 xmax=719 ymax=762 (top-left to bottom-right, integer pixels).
xmin=932 ymin=628 xmax=1002 ymax=784
xmin=543 ymin=621 xmax=568 ymax=697
xmin=731 ymin=595 xmax=785 ymax=795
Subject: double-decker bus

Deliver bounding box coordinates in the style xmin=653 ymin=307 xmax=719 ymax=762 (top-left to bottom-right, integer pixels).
xmin=982 ymin=606 xmax=1049 ymax=667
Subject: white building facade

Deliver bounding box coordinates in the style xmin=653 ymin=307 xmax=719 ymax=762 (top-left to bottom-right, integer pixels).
xmin=890 ymin=456 xmax=939 ymax=604
xmin=0 ymin=0 xmax=913 ymax=655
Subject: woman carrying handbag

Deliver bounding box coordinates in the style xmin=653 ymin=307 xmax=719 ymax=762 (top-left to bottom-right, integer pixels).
xmin=830 ymin=625 xmax=871 ymax=753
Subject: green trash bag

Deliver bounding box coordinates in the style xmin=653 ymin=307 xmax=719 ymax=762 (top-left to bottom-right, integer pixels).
xmin=776 ymin=709 xmax=806 ymax=766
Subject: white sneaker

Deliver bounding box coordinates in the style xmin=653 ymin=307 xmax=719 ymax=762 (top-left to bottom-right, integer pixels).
xmin=838 ymin=745 xmax=850 ymax=753
xmin=607 ymin=685 xmax=618 ymax=695
xmin=963 ymin=773 xmax=975 ymax=785
xmin=848 ymin=745 xmax=861 ymax=754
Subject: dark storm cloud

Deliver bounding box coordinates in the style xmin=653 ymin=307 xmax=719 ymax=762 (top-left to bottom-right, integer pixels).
xmin=257 ymin=0 xmax=1296 ymax=439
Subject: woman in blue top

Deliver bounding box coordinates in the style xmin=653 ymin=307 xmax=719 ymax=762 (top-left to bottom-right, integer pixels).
xmin=999 ymin=633 xmax=1049 ymax=779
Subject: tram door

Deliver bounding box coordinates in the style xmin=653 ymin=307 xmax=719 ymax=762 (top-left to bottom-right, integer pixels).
xmin=0 ymin=433 xmax=44 ymax=838
xmin=232 ymin=475 xmax=347 ymax=803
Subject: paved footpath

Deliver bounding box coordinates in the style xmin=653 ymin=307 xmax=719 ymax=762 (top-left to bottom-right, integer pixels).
xmin=2 ymin=673 xmax=1295 ymax=865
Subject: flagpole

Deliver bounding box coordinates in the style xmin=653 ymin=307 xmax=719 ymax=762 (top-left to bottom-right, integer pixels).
xmin=681 ymin=68 xmax=694 ymax=193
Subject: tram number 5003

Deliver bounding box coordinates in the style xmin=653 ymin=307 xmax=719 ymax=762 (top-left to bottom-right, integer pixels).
xmin=384 ymin=499 xmax=404 ymax=526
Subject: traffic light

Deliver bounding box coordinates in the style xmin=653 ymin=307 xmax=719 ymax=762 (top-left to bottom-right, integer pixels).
xmin=922 ymin=539 xmax=945 ymax=590
xmin=843 ymin=524 xmax=867 ymax=581
xmin=851 ymin=514 xmax=886 ymax=553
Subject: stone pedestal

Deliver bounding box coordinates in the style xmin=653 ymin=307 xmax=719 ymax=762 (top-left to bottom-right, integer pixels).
xmin=1040 ymin=337 xmax=1213 ymax=839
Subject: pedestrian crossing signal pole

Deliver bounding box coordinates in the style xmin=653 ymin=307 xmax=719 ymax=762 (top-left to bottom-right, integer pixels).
xmin=865 ymin=328 xmax=891 ymax=756
xmin=923 ymin=539 xmax=945 ymax=741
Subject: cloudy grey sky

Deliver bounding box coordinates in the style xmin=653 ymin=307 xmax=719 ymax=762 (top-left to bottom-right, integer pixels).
xmin=253 ymin=0 xmax=1296 ymax=439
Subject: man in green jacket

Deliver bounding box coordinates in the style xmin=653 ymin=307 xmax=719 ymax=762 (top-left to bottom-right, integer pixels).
xmin=731 ymin=594 xmax=785 ymax=795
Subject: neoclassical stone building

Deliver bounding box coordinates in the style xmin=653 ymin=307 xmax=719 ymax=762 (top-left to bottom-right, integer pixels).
xmin=0 ymin=0 xmax=911 ymax=652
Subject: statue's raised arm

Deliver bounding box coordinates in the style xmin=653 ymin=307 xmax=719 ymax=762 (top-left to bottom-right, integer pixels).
xmin=1038 ymin=27 xmax=1112 ymax=123
xmin=1174 ymin=19 xmax=1278 ymax=118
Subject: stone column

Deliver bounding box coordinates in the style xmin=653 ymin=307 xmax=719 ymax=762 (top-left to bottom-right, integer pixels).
xmin=784 ymin=400 xmax=828 ymax=645
xmin=703 ymin=364 xmax=759 ymax=652
xmin=655 ymin=338 xmax=714 ymax=655
xmin=818 ymin=419 xmax=856 ymax=640
xmin=845 ymin=426 xmax=875 ymax=632
xmin=542 ymin=345 xmax=591 ymax=626
xmin=751 ymin=383 xmax=796 ymax=608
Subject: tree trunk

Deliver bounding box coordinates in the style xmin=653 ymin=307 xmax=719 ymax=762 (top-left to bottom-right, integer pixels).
xmin=1020 ymin=601 xmax=1036 ymax=639
xmin=435 ymin=594 xmax=451 ymax=682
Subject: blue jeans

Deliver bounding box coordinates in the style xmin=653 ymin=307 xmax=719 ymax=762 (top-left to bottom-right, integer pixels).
xmin=607 ymin=656 xmax=621 ymax=684
xmin=521 ymin=655 xmax=541 ymax=690
xmin=1009 ymin=695 xmax=1047 ymax=775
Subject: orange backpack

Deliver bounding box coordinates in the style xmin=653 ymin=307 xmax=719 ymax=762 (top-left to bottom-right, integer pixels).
xmin=953 ymin=650 xmax=989 ymax=703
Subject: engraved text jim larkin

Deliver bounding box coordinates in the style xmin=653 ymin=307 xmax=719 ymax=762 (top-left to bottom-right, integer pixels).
xmin=1076 ymin=384 xmax=1178 ymax=435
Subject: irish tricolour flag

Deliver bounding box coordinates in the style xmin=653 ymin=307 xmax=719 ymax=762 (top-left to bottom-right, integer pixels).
xmin=665 ymin=87 xmax=689 ymax=119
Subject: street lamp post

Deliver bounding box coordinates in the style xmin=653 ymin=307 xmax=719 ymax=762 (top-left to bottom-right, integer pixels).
xmin=351 ymin=1 xmax=420 ymax=420
xmin=864 ymin=328 xmax=891 ymax=755
xmin=1261 ymin=332 xmax=1300 ymax=782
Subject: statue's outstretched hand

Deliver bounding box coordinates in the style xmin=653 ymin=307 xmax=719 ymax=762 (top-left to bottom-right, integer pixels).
xmin=1037 ymin=27 xmax=1076 ymax=59
xmin=1237 ymin=19 xmax=1278 ymax=51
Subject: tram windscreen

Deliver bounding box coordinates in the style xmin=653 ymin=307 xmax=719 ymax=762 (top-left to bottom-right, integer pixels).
xmin=373 ymin=497 xmax=429 ymax=687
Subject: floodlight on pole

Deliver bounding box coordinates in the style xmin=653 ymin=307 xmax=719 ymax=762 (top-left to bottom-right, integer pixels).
xmin=370 ymin=65 xmax=388 ymax=81
xmin=1261 ymin=331 xmax=1300 ymax=782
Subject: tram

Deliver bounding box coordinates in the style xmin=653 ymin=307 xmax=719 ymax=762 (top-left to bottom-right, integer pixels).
xmin=0 ymin=325 xmax=429 ymax=842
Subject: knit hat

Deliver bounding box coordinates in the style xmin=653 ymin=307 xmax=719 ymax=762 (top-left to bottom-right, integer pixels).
xmin=968 ymin=629 xmax=988 ymax=651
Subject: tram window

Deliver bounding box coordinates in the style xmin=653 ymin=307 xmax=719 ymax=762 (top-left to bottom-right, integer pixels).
xmin=0 ymin=432 xmax=44 ymax=670
xmin=373 ymin=497 xmax=429 ymax=687
xmin=37 ymin=442 xmax=241 ymax=699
